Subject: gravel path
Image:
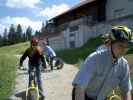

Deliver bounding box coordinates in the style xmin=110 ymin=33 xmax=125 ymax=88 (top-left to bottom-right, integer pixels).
xmin=8 ymin=56 xmax=78 ymax=100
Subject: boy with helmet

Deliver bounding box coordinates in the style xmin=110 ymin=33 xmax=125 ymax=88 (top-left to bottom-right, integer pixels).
xmin=19 ymin=37 xmax=46 ymax=99
xmin=72 ymin=25 xmax=133 ymax=100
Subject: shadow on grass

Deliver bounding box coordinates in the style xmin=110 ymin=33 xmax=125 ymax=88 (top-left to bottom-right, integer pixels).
xmin=15 ymin=90 xmax=26 ymax=100
xmin=17 ymin=71 xmax=28 ymax=76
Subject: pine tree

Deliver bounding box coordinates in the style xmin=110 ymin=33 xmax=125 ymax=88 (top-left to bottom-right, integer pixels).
xmin=16 ymin=24 xmax=23 ymax=42
xmin=3 ymin=28 xmax=8 ymax=45
xmin=26 ymin=26 xmax=32 ymax=41
xmin=22 ymin=32 xmax=26 ymax=42
xmin=8 ymin=24 xmax=16 ymax=44
xmin=41 ymin=22 xmax=45 ymax=33
xmin=0 ymin=34 xmax=3 ymax=46
xmin=35 ymin=30 xmax=41 ymax=37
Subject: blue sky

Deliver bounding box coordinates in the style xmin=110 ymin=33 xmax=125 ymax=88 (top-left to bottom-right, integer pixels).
xmin=0 ymin=0 xmax=81 ymax=35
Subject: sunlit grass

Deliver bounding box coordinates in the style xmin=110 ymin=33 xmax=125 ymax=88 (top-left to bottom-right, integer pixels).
xmin=0 ymin=54 xmax=17 ymax=99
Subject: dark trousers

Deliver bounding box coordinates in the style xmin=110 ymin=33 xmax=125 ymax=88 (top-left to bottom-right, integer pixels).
xmin=28 ymin=65 xmax=44 ymax=97
xmin=49 ymin=56 xmax=56 ymax=70
xmin=72 ymin=87 xmax=95 ymax=100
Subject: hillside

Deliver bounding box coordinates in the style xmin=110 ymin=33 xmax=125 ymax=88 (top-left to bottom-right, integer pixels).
xmin=0 ymin=42 xmax=29 ymax=55
xmin=0 ymin=42 xmax=29 ymax=99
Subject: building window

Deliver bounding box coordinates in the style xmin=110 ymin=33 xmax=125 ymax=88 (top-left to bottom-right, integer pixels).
xmin=69 ymin=33 xmax=75 ymax=37
xmin=69 ymin=41 xmax=75 ymax=48
xmin=114 ymin=8 xmax=125 ymax=18
xmin=69 ymin=26 xmax=79 ymax=32
xmin=114 ymin=8 xmax=124 ymax=13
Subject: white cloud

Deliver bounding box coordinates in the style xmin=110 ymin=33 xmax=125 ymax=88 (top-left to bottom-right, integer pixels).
xmin=5 ymin=0 xmax=41 ymax=8
xmin=0 ymin=24 xmax=6 ymax=36
xmin=39 ymin=3 xmax=70 ymax=19
xmin=0 ymin=16 xmax=42 ymax=35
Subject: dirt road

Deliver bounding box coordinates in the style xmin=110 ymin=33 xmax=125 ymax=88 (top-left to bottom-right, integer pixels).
xmin=9 ymin=57 xmax=78 ymax=100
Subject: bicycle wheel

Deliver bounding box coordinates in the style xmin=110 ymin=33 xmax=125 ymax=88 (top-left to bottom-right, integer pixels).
xmin=56 ymin=58 xmax=64 ymax=69
xmin=27 ymin=89 xmax=38 ymax=100
xmin=109 ymin=95 xmax=121 ymax=100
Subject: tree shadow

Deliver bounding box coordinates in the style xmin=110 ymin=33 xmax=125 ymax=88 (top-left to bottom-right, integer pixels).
xmin=17 ymin=71 xmax=28 ymax=76
xmin=15 ymin=90 xmax=26 ymax=100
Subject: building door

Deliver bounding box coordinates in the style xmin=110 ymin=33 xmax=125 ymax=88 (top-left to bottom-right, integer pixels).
xmin=69 ymin=41 xmax=75 ymax=48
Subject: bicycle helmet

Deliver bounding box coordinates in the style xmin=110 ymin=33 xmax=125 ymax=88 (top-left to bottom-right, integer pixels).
xmin=103 ymin=25 xmax=133 ymax=44
xmin=31 ymin=37 xmax=39 ymax=46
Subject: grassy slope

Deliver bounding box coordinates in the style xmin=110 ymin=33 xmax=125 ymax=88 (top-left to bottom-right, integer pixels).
xmin=0 ymin=42 xmax=29 ymax=99
xmin=0 ymin=54 xmax=17 ymax=99
xmin=0 ymin=42 xmax=29 ymax=55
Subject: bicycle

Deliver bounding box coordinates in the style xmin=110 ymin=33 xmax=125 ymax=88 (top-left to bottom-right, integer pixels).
xmin=107 ymin=89 xmax=121 ymax=100
xmin=46 ymin=56 xmax=64 ymax=70
xmin=26 ymin=68 xmax=40 ymax=100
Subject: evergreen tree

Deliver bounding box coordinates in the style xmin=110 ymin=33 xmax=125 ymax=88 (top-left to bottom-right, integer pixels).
xmin=41 ymin=22 xmax=45 ymax=33
xmin=3 ymin=28 xmax=8 ymax=45
xmin=16 ymin=24 xmax=23 ymax=42
xmin=22 ymin=32 xmax=26 ymax=42
xmin=26 ymin=26 xmax=32 ymax=41
xmin=35 ymin=30 xmax=41 ymax=36
xmin=8 ymin=24 xmax=16 ymax=44
xmin=0 ymin=34 xmax=3 ymax=46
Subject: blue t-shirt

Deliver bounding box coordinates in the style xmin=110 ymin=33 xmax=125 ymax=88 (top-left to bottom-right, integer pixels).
xmin=43 ymin=45 xmax=56 ymax=58
xmin=72 ymin=49 xmax=132 ymax=100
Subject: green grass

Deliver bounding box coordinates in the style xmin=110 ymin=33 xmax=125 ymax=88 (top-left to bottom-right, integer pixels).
xmin=0 ymin=54 xmax=18 ymax=99
xmin=0 ymin=42 xmax=29 ymax=99
xmin=0 ymin=42 xmax=29 ymax=55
